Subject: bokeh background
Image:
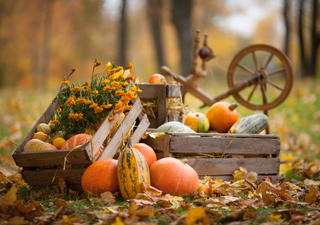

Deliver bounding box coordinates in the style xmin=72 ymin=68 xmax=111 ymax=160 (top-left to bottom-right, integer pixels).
xmin=1 ymin=0 xmax=320 ymax=163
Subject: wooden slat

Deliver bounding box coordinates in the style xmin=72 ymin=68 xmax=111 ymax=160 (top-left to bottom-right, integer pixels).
xmin=99 ymin=98 xmax=143 ymax=159
xmin=170 ymin=137 xmax=280 ymax=155
xmin=157 ymin=85 xmax=167 ymax=126
xmin=131 ymin=113 xmax=150 ymax=144
xmin=198 ymin=175 xmax=279 ymax=184
xmin=147 ymin=117 xmax=158 ymax=128
xmin=12 ymin=147 xmax=91 ymax=167
xmin=22 ymin=168 xmax=86 ymax=186
xmin=13 ymin=98 xmax=60 ymax=156
xmin=137 ymin=84 xmax=159 ymax=98
xmin=167 ymin=132 xmax=279 ymax=139
xmin=167 ymin=84 xmax=183 ymax=98
xmin=140 ymin=135 xmax=168 ymax=152
xmin=184 ymin=158 xmax=280 ymax=176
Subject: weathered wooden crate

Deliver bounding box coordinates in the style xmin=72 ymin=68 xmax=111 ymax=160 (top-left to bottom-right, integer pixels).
xmin=12 ymin=94 xmax=150 ymax=190
xmin=141 ymin=132 xmax=280 ymax=183
xmin=137 ymin=83 xmax=183 ymax=128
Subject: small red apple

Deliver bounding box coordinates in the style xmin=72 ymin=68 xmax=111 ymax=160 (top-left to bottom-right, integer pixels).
xmin=149 ymin=74 xmax=166 ymax=84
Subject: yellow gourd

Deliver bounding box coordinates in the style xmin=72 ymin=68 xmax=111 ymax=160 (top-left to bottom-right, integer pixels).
xmin=117 ymin=138 xmax=150 ymax=200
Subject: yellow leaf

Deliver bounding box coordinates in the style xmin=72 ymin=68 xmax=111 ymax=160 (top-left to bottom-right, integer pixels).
xmin=111 ymin=217 xmax=125 ymax=225
xmin=279 ymin=162 xmax=292 ymax=176
xmin=149 ymin=132 xmax=165 ymax=139
xmin=185 ymin=207 xmax=206 ymax=225
xmin=305 ymin=186 xmax=319 ymax=204
xmin=232 ymin=167 xmax=247 ymax=182
xmin=269 ymin=213 xmax=283 ymax=222
xmin=212 ymin=178 xmax=223 ymax=188
xmin=280 ymin=153 xmax=293 ymax=161
xmin=0 ymin=185 xmax=17 ymax=210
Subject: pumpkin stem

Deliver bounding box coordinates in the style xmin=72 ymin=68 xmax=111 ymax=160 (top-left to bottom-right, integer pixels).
xmin=229 ymin=103 xmax=238 ymax=111
xmin=181 ymin=158 xmax=188 ymax=165
xmin=127 ymin=137 xmax=133 ymax=149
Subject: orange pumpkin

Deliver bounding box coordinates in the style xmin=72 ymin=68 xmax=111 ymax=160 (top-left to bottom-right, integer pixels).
xmin=150 ymin=158 xmax=199 ymax=196
xmin=198 ymin=183 xmax=210 ymax=195
xmin=206 ymin=102 xmax=239 ymax=133
xmin=61 ymin=133 xmax=104 ymax=160
xmin=184 ymin=112 xmax=210 ymax=133
xmin=81 ymin=158 xmax=119 ymax=196
xmin=24 ymin=139 xmax=57 ymax=151
xmin=132 ymin=143 xmax=157 ymax=168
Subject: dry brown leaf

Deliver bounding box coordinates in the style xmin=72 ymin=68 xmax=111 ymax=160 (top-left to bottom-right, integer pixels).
xmin=0 ymin=185 xmax=17 ymax=211
xmin=232 ymin=167 xmax=247 ymax=182
xmin=219 ymin=196 xmax=240 ymax=205
xmin=305 ymin=186 xmax=320 ymax=204
xmin=101 ymin=191 xmax=116 ymax=204
xmin=15 ymin=200 xmax=43 ymax=221
xmin=304 ymin=179 xmax=320 ymax=187
xmin=58 ymin=177 xmax=67 ymax=195
xmin=136 ymin=205 xmax=153 ymax=217
xmin=56 ymin=199 xmax=68 ymax=209
xmin=129 ymin=201 xmax=139 ymax=216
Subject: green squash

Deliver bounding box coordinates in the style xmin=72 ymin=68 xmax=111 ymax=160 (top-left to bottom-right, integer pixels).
xmin=155 ymin=121 xmax=196 ymax=133
xmin=228 ymin=113 xmax=269 ymax=134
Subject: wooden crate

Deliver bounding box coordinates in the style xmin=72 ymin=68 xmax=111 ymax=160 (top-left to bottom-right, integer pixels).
xmin=137 ymin=83 xmax=183 ymax=128
xmin=12 ymin=95 xmax=150 ymax=189
xmin=141 ymin=132 xmax=280 ymax=183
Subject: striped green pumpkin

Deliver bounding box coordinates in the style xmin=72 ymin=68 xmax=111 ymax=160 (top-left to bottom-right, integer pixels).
xmin=228 ymin=113 xmax=269 ymax=134
xmin=117 ymin=139 xmax=151 ymax=200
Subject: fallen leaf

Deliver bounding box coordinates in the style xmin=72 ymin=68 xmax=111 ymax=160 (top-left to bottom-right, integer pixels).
xmin=185 ymin=207 xmax=207 ymax=225
xmin=101 ymin=191 xmax=116 ymax=204
xmin=279 ymin=162 xmax=293 ymax=176
xmin=269 ymin=213 xmax=284 ymax=223
xmin=305 ymin=185 xmax=320 ymax=204
xmin=304 ymin=179 xmax=320 ymax=187
xmin=111 ymin=216 xmax=125 ymax=225
xmin=0 ymin=185 xmax=17 ymax=211
xmin=58 ymin=177 xmax=67 ymax=195
xmin=232 ymin=167 xmax=247 ymax=182
xmin=136 ymin=205 xmax=153 ymax=217
xmin=219 ymin=196 xmax=240 ymax=205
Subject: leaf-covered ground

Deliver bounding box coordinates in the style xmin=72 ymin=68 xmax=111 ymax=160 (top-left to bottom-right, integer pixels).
xmin=0 ymin=77 xmax=320 ymax=224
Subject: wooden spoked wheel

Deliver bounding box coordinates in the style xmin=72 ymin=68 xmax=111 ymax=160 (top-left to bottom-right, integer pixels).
xmin=227 ymin=44 xmax=293 ymax=111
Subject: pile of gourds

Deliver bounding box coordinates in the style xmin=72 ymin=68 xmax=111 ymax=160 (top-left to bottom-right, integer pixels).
xmin=81 ymin=139 xmax=199 ymax=198
xmin=184 ymin=101 xmax=269 ymax=135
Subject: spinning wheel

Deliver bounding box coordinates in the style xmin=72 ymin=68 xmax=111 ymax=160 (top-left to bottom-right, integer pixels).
xmin=161 ymin=30 xmax=294 ymax=133
xmin=227 ymin=44 xmax=293 ymax=111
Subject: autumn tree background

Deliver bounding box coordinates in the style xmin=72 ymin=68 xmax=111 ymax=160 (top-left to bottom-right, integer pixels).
xmin=0 ymin=0 xmax=319 ymax=90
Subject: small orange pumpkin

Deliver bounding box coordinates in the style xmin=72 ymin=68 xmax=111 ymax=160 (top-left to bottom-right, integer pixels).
xmin=198 ymin=183 xmax=210 ymax=195
xmin=61 ymin=133 xmax=104 ymax=160
xmin=132 ymin=143 xmax=157 ymax=168
xmin=206 ymin=102 xmax=239 ymax=133
xmin=81 ymin=158 xmax=119 ymax=196
xmin=184 ymin=112 xmax=210 ymax=133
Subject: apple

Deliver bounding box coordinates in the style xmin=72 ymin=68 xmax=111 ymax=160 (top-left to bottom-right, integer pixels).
xmin=149 ymin=73 xmax=166 ymax=84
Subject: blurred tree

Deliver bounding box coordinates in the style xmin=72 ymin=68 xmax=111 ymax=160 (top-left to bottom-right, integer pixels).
xmin=39 ymin=0 xmax=54 ymax=88
xmin=283 ymin=0 xmax=291 ymax=56
xmin=285 ymin=0 xmax=320 ymax=77
xmin=147 ymin=0 xmax=165 ymax=70
xmin=171 ymin=0 xmax=193 ymax=77
xmin=119 ymin=0 xmax=127 ymax=66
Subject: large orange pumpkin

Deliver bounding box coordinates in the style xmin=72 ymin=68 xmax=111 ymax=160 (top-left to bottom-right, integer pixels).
xmin=24 ymin=139 xmax=57 ymax=151
xmin=206 ymin=102 xmax=239 ymax=133
xmin=150 ymin=158 xmax=199 ymax=196
xmin=132 ymin=143 xmax=157 ymax=168
xmin=184 ymin=112 xmax=210 ymax=133
xmin=81 ymin=158 xmax=119 ymax=196
xmin=61 ymin=133 xmax=104 ymax=160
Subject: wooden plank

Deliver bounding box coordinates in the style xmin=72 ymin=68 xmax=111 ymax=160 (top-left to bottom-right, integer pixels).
xmin=140 ymin=135 xmax=168 ymax=152
xmin=162 ymin=135 xmax=172 ymax=157
xmin=137 ymin=84 xmax=159 ymax=98
xmin=198 ymin=175 xmax=279 ymax=184
xmin=183 ymin=158 xmax=280 ymax=176
xmin=148 ymin=117 xmax=158 ymax=128
xmin=13 ymin=98 xmax=60 ymax=156
xmin=168 ymin=132 xmax=279 ymax=139
xmin=131 ymin=113 xmax=150 ymax=144
xmin=12 ymin=147 xmax=91 ymax=168
xmin=99 ymin=98 xmax=143 ymax=159
xmin=169 ymin=137 xmax=280 ymax=155
xmin=167 ymin=84 xmax=183 ymax=98
xmin=22 ymin=168 xmax=86 ymax=186
xmin=157 ymin=84 xmax=167 ymax=126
